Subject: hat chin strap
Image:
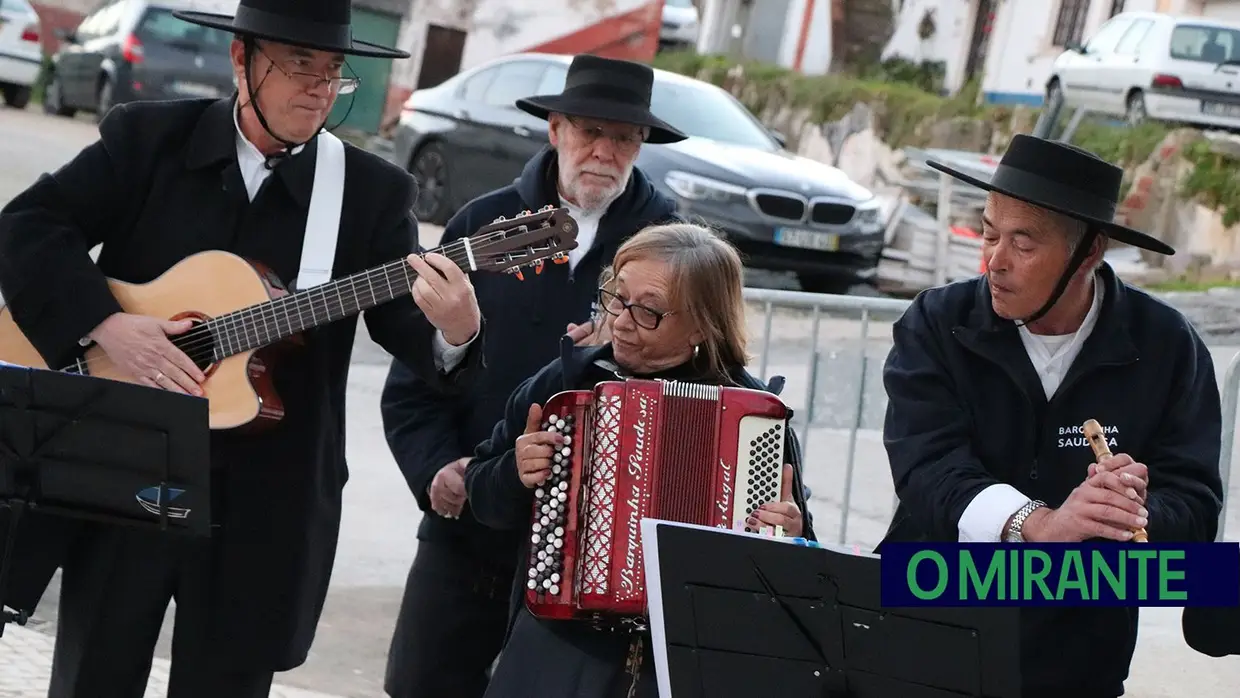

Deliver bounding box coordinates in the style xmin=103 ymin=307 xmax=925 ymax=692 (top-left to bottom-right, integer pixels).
xmin=1013 ymin=227 xmax=1099 ymax=329
xmin=241 ymin=42 xmax=329 ymax=169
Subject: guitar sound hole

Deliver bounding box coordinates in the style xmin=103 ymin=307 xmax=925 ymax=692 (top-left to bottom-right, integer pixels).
xmin=169 ymin=315 xmax=216 ymax=372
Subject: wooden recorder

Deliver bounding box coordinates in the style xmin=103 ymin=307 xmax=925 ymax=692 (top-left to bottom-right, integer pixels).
xmin=524 ymin=378 xmax=790 ymax=625
xmin=1082 ymin=418 xmax=1149 ymax=543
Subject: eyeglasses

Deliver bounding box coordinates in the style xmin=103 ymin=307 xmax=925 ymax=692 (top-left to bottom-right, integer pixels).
xmin=597 ymin=288 xmax=674 ymax=330
xmin=566 ymin=116 xmax=646 ymax=152
xmin=259 ymin=47 xmax=360 ymax=95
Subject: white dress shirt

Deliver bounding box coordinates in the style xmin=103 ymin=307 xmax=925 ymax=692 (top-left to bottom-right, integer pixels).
xmin=956 ymin=275 xmax=1105 ymax=542
xmin=231 ymin=106 xmax=474 ymax=372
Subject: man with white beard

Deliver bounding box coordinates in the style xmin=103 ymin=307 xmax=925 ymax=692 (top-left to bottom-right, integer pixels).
xmin=377 ymin=54 xmax=686 ymax=698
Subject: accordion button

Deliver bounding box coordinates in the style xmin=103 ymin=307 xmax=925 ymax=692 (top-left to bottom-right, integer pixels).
xmin=548 ymin=425 xmax=558 ymax=433
xmin=531 ymin=533 xmax=541 ymax=544
xmin=550 ymin=584 xmax=560 ymax=595
xmin=528 ymin=568 xmax=537 ymax=578
xmin=560 ymin=447 xmax=571 ymax=457
xmin=563 ymin=435 xmax=572 ymax=445
xmin=534 ymin=487 xmax=545 ymax=498
xmin=555 ymin=526 xmax=565 ymax=536
xmin=553 ymin=538 xmax=564 ymax=549
xmin=528 ymin=580 xmax=537 ymax=590
xmin=551 ymin=572 xmax=561 ymax=583
xmin=557 ymin=492 xmax=568 ymax=502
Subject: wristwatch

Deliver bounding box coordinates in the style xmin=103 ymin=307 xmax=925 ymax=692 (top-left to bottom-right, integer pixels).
xmin=1004 ymin=500 xmax=1046 ymax=542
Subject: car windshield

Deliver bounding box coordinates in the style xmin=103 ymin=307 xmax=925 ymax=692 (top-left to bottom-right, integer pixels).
xmin=0 ymin=0 xmax=34 ymax=13
xmin=649 ymin=79 xmax=778 ymax=150
xmin=137 ymin=7 xmax=233 ymax=51
xmin=1169 ymin=23 xmax=1240 ymax=64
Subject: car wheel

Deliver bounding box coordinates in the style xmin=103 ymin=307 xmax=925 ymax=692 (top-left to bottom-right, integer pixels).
xmin=95 ymin=78 xmax=114 ymax=124
xmin=42 ymin=74 xmax=76 ymax=117
xmin=410 ymin=142 xmax=452 ymax=225
xmin=1 ymin=84 xmax=31 ymax=109
xmin=1126 ymin=90 xmax=1147 ymax=126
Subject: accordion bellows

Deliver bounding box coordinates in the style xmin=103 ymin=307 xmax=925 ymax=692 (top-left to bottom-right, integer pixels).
xmin=525 ymin=378 xmax=789 ymax=624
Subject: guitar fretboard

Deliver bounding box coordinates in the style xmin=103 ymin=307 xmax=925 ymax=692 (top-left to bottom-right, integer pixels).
xmin=205 ymin=255 xmax=424 ymax=360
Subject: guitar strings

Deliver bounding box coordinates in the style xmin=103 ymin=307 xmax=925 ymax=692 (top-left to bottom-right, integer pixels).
xmin=64 ymin=221 xmax=564 ymax=377
xmin=73 ymin=228 xmax=529 ymax=373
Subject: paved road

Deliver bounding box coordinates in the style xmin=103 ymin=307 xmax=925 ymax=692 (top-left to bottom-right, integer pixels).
xmin=3 ymin=105 xmax=1240 ymax=697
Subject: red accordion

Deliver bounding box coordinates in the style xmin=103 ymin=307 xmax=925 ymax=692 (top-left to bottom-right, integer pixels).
xmin=524 ymin=378 xmax=789 ymax=623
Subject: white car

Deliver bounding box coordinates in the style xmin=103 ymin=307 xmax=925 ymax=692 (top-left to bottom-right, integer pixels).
xmin=0 ymin=0 xmax=41 ymax=109
xmin=1048 ymin=11 xmax=1240 ymax=129
xmin=659 ymin=0 xmax=699 ymax=51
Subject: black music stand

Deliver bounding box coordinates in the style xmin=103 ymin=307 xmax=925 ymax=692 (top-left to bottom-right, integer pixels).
xmin=642 ymin=520 xmax=1021 ymax=698
xmin=0 ymin=363 xmax=211 ymax=637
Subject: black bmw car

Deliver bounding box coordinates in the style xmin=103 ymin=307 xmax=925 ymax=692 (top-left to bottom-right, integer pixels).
xmin=392 ymin=52 xmax=885 ymax=293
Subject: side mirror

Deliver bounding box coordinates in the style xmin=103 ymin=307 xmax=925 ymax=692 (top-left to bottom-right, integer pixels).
xmin=769 ymin=128 xmax=787 ymax=148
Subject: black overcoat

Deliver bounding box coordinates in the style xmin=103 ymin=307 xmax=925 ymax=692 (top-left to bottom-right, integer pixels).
xmin=879 ymin=263 xmax=1223 ymax=697
xmin=0 ymin=96 xmax=483 ymax=670
xmin=463 ymin=340 xmax=816 ymax=698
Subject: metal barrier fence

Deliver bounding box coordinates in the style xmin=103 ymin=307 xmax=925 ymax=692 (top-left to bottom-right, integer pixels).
xmin=739 ymin=286 xmax=1240 ymax=544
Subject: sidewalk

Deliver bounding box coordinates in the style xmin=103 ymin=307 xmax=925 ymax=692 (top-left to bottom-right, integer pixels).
xmin=0 ymin=625 xmax=345 ymax=698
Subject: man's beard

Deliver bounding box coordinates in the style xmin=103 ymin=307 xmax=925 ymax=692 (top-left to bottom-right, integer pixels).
xmin=563 ymin=163 xmax=631 ymax=212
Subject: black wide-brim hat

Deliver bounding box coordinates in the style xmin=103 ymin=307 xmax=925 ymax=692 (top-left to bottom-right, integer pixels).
xmin=516 ymin=54 xmax=687 ymax=145
xmin=927 ymin=134 xmax=1175 ymax=255
xmin=174 ymin=0 xmax=409 ymax=59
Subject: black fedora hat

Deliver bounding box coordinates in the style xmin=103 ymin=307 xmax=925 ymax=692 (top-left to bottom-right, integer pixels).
xmin=173 ymin=0 xmax=409 ymax=60
xmin=927 ymin=134 xmax=1175 ymax=255
xmin=516 ymin=54 xmax=687 ymax=145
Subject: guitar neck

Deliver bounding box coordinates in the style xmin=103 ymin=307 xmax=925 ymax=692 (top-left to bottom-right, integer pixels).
xmin=207 ymin=242 xmax=460 ymax=360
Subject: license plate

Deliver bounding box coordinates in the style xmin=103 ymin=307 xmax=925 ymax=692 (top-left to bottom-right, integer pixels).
xmin=1201 ymin=101 xmax=1240 ymax=118
xmin=172 ymin=81 xmax=220 ymax=98
xmin=774 ymin=227 xmax=839 ymax=252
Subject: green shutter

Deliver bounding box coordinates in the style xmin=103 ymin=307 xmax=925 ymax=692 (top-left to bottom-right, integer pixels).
xmin=328 ymin=7 xmax=401 ymax=135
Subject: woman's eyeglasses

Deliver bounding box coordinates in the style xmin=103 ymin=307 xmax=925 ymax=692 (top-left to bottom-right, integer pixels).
xmin=597 ymin=288 xmax=673 ymax=330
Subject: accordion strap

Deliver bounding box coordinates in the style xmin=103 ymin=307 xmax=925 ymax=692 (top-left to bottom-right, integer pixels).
xmin=624 ymin=633 xmax=644 ymax=698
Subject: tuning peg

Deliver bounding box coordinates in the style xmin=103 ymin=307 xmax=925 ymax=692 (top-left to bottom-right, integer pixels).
xmin=512 ymin=268 xmax=525 ymax=281
xmin=534 ymin=259 xmax=545 ymax=275
xmin=552 ymin=252 xmax=569 ymax=264
xmin=519 ymin=209 xmax=532 ymax=217
xmin=539 ymin=204 xmax=555 ymax=212
xmin=492 ymin=215 xmax=507 ymax=223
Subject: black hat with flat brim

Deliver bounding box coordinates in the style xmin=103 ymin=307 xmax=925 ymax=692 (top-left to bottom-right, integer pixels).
xmin=926 ymin=134 xmax=1175 ymax=255
xmin=516 ymin=54 xmax=687 ymax=145
xmin=173 ymin=0 xmax=409 ymax=60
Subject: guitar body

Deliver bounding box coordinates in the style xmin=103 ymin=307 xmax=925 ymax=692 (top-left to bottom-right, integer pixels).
xmin=0 ymin=250 xmax=290 ymax=431
xmin=0 ymin=206 xmax=580 ymax=430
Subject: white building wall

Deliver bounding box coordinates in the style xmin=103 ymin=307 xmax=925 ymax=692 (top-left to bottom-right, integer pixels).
xmin=881 ymin=0 xmax=975 ymax=93
xmin=979 ymin=0 xmax=1117 ymax=105
xmin=389 ymin=0 xmax=659 ymax=91
xmin=1202 ymin=0 xmax=1240 ymax=21
xmin=774 ymin=0 xmax=834 ymax=75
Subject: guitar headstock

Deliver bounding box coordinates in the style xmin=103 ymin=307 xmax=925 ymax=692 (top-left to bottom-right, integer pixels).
xmin=463 ymin=205 xmax=579 ymax=275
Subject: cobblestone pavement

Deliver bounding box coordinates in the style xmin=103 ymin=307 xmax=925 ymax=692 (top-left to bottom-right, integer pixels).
xmin=0 ymin=625 xmax=344 ymax=698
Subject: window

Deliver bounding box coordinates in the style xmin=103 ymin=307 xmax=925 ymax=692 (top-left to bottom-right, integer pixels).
xmin=481 ymin=61 xmax=547 ymax=107
xmin=1113 ymin=19 xmax=1152 ymax=55
xmin=136 ymin=8 xmax=232 ymax=51
xmin=1170 ymin=24 xmax=1240 ymax=64
xmin=459 ymin=69 xmax=495 ymax=103
xmin=648 ymin=78 xmax=777 ymax=150
xmin=1052 ymin=0 xmax=1091 ymax=47
xmin=534 ymin=64 xmax=567 ymax=96
xmin=1109 ymin=0 xmax=1126 ymax=18
xmin=0 ymin=0 xmax=35 ymax=15
xmin=1081 ymin=17 xmax=1131 ymax=54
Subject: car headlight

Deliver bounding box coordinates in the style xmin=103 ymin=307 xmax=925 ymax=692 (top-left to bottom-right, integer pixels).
xmin=664 ymin=171 xmax=747 ymax=204
xmin=853 ymin=200 xmax=883 ymax=228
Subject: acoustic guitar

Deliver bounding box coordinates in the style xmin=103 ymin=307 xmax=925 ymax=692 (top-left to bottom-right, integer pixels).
xmin=0 ymin=206 xmax=578 ymax=430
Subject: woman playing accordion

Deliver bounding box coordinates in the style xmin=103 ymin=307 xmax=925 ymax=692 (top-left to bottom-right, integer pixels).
xmin=463 ymin=223 xmax=817 ymax=697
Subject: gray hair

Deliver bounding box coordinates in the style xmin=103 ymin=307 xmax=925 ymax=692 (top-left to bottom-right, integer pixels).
xmin=1056 ymin=212 xmax=1107 ymax=274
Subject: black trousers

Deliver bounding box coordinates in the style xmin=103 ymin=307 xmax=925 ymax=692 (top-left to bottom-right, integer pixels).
xmin=47 ymin=524 xmax=273 ymax=698
xmin=384 ymin=540 xmax=515 ymax=698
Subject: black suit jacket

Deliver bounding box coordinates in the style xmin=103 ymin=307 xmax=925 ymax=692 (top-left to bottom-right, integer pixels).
xmin=0 ymin=97 xmax=483 ymax=670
